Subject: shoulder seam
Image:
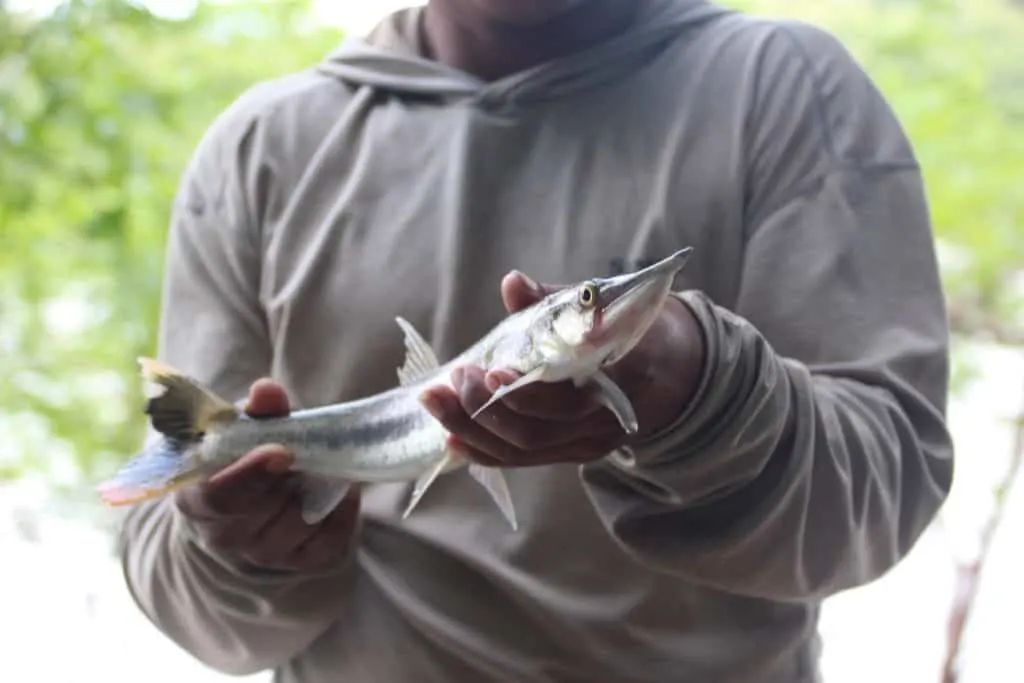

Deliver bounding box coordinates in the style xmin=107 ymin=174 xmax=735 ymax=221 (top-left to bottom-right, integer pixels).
xmin=771 ymin=22 xmax=840 ymax=161
xmin=228 ymin=68 xmax=340 ymax=127
xmin=756 ymin=161 xmax=921 ymax=223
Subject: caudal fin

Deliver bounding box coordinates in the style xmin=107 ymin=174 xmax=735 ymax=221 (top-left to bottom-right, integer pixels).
xmin=97 ymin=358 xmax=240 ymax=507
xmin=98 ymin=437 xmax=209 ymax=506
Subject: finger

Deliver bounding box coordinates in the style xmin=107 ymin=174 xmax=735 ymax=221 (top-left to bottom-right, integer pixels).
xmin=202 ymin=486 xmax=297 ymax=551
xmin=423 ymin=386 xmax=521 ymax=461
xmin=483 ymin=369 xmax=605 ymax=422
xmin=499 ymin=271 xmax=569 ymax=313
xmin=245 ymin=378 xmax=291 ymax=418
xmin=243 ymin=507 xmax=324 ymax=570
xmin=179 ymin=470 xmax=295 ymax=523
xmin=178 ymin=446 xmax=297 ymax=519
xmin=447 ymin=434 xmax=502 ymax=467
xmin=447 ymin=425 xmax=610 ymax=469
xmin=207 ymin=444 xmax=296 ymax=487
xmin=288 ymin=488 xmax=362 ymax=570
xmin=247 ymin=485 xmax=362 ymax=571
xmin=457 ymin=367 xmax=619 ymax=449
xmin=175 ymin=475 xmax=299 ymax=557
xmin=425 ymin=382 xmax=610 ymax=463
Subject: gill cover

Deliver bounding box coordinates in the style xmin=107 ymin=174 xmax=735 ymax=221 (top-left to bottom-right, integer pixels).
xmin=469 ymin=247 xmax=694 ymax=437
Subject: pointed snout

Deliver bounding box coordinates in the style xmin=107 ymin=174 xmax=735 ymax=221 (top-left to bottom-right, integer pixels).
xmin=598 ymin=247 xmax=693 ymax=315
xmin=586 ymin=247 xmax=694 ymax=362
xmin=642 ymin=247 xmax=694 ymax=279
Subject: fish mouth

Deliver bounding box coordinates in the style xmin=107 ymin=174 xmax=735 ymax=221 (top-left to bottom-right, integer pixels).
xmin=597 ymin=247 xmax=693 ymax=330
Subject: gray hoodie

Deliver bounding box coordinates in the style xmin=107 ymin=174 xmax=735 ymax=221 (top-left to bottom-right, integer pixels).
xmin=117 ymin=2 xmax=954 ymax=682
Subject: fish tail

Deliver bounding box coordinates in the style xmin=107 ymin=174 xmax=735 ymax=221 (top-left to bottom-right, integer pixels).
xmin=97 ymin=358 xmax=241 ymax=507
xmin=97 ymin=437 xmax=208 ymax=506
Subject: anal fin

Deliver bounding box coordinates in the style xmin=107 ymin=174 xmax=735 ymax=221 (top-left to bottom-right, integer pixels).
xmin=468 ymin=464 xmax=518 ymax=531
xmin=402 ymin=452 xmax=453 ymax=520
xmin=298 ymin=474 xmax=353 ymax=525
xmin=402 ymin=450 xmax=519 ymax=532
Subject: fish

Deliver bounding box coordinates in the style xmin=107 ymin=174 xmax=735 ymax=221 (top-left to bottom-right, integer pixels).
xmin=97 ymin=247 xmax=694 ymax=531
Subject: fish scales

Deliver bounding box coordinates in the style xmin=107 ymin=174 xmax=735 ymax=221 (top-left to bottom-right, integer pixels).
xmin=216 ymin=388 xmax=447 ymax=482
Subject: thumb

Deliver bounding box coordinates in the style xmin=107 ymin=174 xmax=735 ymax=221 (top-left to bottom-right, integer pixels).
xmin=500 ymin=270 xmax=567 ymax=313
xmin=244 ymin=378 xmax=291 ymax=418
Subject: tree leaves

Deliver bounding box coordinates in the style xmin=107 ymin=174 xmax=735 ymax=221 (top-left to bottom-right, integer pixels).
xmin=733 ymin=0 xmax=1024 ymax=352
xmin=0 ymin=0 xmax=341 ymax=491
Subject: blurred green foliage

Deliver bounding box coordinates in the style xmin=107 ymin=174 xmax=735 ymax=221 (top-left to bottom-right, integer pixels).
xmin=732 ymin=0 xmax=1024 ymax=344
xmin=0 ymin=0 xmax=342 ymax=495
xmin=0 ymin=0 xmax=1021 ymax=501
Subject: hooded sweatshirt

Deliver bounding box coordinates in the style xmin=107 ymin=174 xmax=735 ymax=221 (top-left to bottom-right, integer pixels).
xmin=117 ymin=2 xmax=954 ymax=682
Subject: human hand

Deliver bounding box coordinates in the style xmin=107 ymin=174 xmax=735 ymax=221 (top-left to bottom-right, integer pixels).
xmin=174 ymin=379 xmax=361 ymax=572
xmin=420 ymin=271 xmax=705 ymax=468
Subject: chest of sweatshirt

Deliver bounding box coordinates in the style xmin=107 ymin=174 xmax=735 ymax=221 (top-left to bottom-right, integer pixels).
xmin=248 ymin=42 xmax=760 ymax=413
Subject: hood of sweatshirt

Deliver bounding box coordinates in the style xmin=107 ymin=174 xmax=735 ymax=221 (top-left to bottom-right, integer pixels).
xmin=315 ymin=0 xmax=733 ymax=106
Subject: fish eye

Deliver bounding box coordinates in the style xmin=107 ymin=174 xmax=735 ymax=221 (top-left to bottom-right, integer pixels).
xmin=579 ymin=283 xmax=598 ymax=308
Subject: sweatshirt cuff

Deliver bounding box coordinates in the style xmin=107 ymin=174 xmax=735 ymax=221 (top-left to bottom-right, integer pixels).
xmin=606 ymin=289 xmax=755 ymax=473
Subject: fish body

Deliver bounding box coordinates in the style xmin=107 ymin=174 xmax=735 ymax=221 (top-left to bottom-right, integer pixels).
xmin=98 ymin=247 xmax=694 ymax=530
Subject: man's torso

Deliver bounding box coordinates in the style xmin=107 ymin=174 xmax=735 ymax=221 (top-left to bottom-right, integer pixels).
xmin=214 ymin=6 xmax=823 ymax=681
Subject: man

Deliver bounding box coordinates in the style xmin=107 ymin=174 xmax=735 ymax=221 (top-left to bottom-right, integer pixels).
xmin=118 ymin=0 xmax=954 ymax=681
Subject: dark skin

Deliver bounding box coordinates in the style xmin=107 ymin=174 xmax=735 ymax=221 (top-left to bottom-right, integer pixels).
xmin=422 ymin=0 xmax=643 ymax=81
xmin=172 ymin=0 xmax=705 ymax=571
xmin=174 ymin=380 xmax=362 ymax=573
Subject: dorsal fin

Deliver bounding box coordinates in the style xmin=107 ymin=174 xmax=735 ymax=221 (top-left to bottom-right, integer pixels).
xmin=395 ymin=316 xmax=440 ymax=386
xmin=137 ymin=357 xmax=239 ymax=442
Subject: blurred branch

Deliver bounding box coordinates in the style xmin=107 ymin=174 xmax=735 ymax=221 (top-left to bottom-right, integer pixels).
xmin=940 ymin=371 xmax=1024 ymax=683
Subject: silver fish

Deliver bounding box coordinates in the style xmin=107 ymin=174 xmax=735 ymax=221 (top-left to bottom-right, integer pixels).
xmin=97 ymin=248 xmax=694 ymax=530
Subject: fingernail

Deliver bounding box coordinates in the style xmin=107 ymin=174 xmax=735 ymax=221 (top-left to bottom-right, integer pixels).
xmin=451 ymin=367 xmax=466 ymax=390
xmin=265 ymin=457 xmax=292 ymax=473
xmin=419 ymin=391 xmax=443 ymax=419
xmin=485 ymin=370 xmax=518 ymax=391
xmin=484 ymin=373 xmax=501 ymax=393
xmin=511 ymin=270 xmax=541 ymax=296
xmin=447 ymin=435 xmax=474 ymax=461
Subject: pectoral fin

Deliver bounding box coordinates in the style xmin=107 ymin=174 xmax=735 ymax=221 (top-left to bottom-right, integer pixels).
xmin=298 ymin=474 xmax=353 ymax=525
xmin=470 ymin=366 xmax=547 ymax=420
xmin=588 ymin=370 xmax=639 ymax=435
xmin=468 ymin=464 xmax=518 ymax=531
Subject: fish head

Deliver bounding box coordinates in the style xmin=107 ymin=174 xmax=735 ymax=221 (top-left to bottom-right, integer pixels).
xmin=541 ymin=247 xmax=694 ymax=367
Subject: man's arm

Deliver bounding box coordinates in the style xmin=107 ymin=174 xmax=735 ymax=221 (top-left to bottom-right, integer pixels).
xmin=117 ymin=88 xmax=353 ymax=675
xmin=580 ymin=21 xmax=954 ymax=602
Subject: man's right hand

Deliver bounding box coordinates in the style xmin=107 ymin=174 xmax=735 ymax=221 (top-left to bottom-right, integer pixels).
xmin=174 ymin=378 xmax=361 ymax=572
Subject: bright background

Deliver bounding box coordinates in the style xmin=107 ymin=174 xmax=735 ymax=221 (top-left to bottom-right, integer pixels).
xmin=1 ymin=1 xmax=1022 ymax=682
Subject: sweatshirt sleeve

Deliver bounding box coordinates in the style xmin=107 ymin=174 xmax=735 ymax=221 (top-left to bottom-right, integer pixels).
xmin=580 ymin=21 xmax=955 ymax=602
xmin=116 ymin=87 xmax=352 ymax=676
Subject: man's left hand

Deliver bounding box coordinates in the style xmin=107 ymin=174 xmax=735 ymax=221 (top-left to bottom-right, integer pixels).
xmin=419 ymin=270 xmax=705 ymax=468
